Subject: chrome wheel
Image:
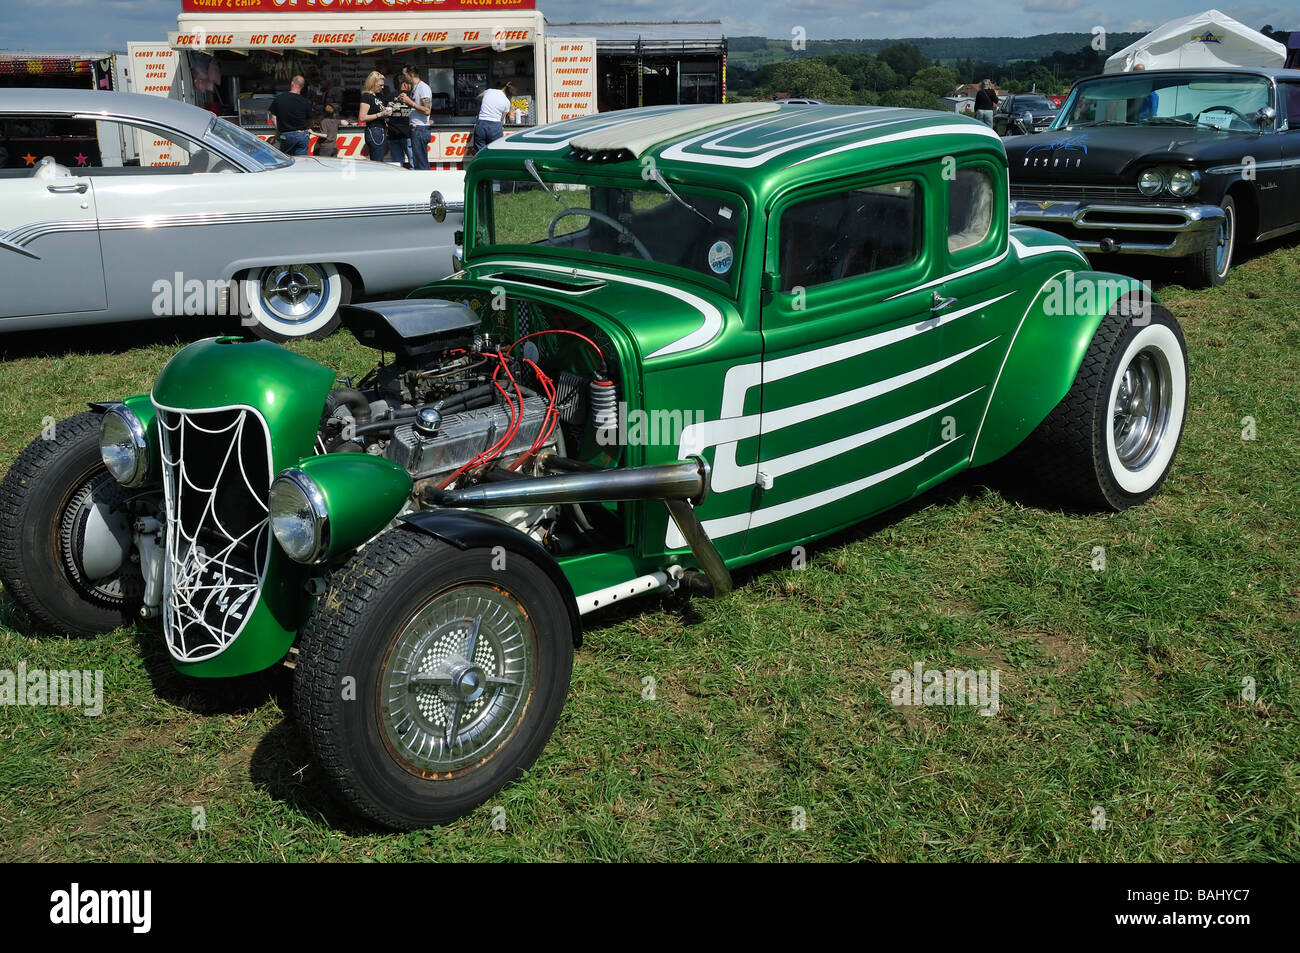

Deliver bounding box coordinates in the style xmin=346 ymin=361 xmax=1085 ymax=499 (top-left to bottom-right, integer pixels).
xmin=259 ymin=264 xmax=327 ymax=322
xmin=1112 ymin=345 xmax=1173 ymax=472
xmin=379 ymin=585 xmax=535 ymax=775
xmin=245 ymin=262 xmax=345 ymax=340
xmin=1213 ymin=202 xmax=1235 ymax=279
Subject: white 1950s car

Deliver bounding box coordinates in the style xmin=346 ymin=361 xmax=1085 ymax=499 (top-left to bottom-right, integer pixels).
xmin=0 ymin=89 xmax=463 ymax=340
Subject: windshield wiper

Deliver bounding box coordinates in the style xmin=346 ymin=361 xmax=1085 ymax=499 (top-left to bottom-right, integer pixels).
xmin=524 ymin=158 xmax=561 ymax=203
xmin=1143 ymin=117 xmax=1198 ymax=126
xmin=646 ymin=166 xmax=712 ymax=225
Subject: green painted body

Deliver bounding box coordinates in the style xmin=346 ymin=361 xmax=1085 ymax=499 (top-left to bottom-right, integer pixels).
xmin=151 ymin=338 xmax=336 ymax=677
xmin=292 ymin=453 xmax=413 ymax=563
xmin=416 ymin=105 xmax=1154 ymax=582
xmin=123 ymin=104 xmax=1156 ymax=677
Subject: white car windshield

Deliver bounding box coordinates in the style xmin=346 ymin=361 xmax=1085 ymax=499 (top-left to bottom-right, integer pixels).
xmin=1056 ymin=73 xmax=1272 ymax=132
xmin=204 ymin=117 xmax=293 ymax=170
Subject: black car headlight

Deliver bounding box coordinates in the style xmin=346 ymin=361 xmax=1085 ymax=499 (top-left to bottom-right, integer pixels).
xmin=99 ymin=404 xmax=150 ymax=486
xmin=269 ymin=469 xmax=329 ymax=564
xmin=1137 ymin=168 xmax=1165 ymax=196
xmin=1168 ymin=168 xmax=1201 ymax=198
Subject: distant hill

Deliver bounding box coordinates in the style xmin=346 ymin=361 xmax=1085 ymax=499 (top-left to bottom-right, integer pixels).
xmin=727 ymin=33 xmax=1148 ymax=68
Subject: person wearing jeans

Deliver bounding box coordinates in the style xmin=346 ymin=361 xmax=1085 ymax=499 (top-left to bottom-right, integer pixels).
xmin=474 ymin=79 xmax=513 ymax=156
xmin=269 ymin=75 xmax=313 ymax=156
xmin=974 ymin=78 xmax=999 ymax=128
xmin=401 ymin=65 xmax=433 ymax=170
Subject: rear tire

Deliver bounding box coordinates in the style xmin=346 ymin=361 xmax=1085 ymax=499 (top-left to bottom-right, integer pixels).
xmin=1019 ymin=302 xmax=1188 ymax=511
xmin=0 ymin=411 xmax=142 ymax=634
xmin=243 ymin=263 xmax=349 ymax=341
xmin=293 ymin=529 xmax=574 ymax=830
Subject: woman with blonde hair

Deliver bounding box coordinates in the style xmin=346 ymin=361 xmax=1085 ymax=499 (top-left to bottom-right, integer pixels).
xmin=359 ymin=70 xmax=392 ymax=162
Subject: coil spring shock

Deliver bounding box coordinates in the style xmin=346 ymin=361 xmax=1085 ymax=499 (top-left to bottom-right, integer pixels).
xmin=590 ymin=375 xmax=619 ymax=447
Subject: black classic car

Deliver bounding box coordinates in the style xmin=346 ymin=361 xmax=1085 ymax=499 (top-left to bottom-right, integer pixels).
xmin=1006 ymin=68 xmax=1300 ymax=286
xmin=993 ymin=93 xmax=1061 ymax=136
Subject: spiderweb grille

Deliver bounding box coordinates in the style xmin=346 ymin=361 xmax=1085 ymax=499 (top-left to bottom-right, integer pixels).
xmin=155 ymin=405 xmax=272 ymax=663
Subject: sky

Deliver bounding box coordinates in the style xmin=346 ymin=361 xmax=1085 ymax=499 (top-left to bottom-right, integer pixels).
xmin=0 ymin=0 xmax=1293 ymax=52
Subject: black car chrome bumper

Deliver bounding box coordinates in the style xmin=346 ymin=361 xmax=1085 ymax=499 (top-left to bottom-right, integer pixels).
xmin=1010 ymin=199 xmax=1225 ymax=257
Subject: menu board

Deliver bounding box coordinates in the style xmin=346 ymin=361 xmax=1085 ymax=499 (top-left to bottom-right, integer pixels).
xmin=126 ymin=43 xmax=181 ymax=167
xmin=545 ymin=38 xmax=596 ymax=122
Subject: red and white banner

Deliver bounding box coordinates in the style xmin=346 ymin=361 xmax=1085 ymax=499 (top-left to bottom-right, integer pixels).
xmin=261 ymin=127 xmax=471 ymax=162
xmin=170 ymin=26 xmax=533 ymax=48
xmin=181 ymin=1 xmax=535 ymax=11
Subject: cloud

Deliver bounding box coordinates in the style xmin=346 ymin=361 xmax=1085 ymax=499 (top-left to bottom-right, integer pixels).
xmin=1023 ymin=0 xmax=1086 ymax=11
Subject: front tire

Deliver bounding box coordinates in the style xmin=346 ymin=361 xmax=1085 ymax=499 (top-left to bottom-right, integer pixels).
xmin=293 ymin=530 xmax=574 ymax=830
xmin=0 ymin=411 xmax=142 ymax=634
xmin=243 ymin=263 xmax=349 ymax=341
xmin=1184 ymin=195 xmax=1236 ymax=287
xmin=1020 ymin=302 xmax=1188 ymax=511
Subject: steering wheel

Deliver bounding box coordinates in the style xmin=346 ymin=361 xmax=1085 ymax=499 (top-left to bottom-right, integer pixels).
xmin=1196 ymin=105 xmax=1250 ymax=126
xmin=546 ymin=208 xmax=653 ymax=261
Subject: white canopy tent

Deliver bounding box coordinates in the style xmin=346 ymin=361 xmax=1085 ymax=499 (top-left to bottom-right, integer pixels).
xmin=1103 ymin=9 xmax=1285 ymax=72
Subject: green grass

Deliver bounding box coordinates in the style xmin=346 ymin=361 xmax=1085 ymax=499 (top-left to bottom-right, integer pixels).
xmin=0 ymin=242 xmax=1297 ymax=862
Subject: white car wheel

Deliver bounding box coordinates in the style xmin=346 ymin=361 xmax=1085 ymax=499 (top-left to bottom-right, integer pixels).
xmin=1104 ymin=323 xmax=1187 ymax=496
xmin=245 ymin=263 xmax=347 ymax=341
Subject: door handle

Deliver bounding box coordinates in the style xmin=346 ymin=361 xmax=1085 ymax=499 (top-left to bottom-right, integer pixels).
xmin=47 ymin=181 xmax=89 ymax=194
xmin=931 ymin=290 xmax=957 ymax=313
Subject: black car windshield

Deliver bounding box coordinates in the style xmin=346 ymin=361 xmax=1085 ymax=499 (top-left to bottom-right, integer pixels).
xmin=1013 ymin=96 xmax=1057 ymax=112
xmin=203 ymin=116 xmax=293 ymax=170
xmin=1056 ymin=72 xmax=1272 ymax=132
xmin=475 ymin=176 xmax=746 ymax=287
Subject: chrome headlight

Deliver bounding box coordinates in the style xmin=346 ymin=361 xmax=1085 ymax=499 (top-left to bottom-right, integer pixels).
xmin=269 ymin=469 xmax=329 ymax=564
xmin=1137 ymin=168 xmax=1165 ymax=196
xmin=1168 ymin=168 xmax=1201 ymax=197
xmin=99 ymin=404 xmax=149 ymax=486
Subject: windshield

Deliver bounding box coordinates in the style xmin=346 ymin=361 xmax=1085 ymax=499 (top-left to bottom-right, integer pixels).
xmin=1013 ymin=96 xmax=1057 ymax=112
xmin=474 ymin=176 xmax=746 ymax=287
xmin=1055 ymin=72 xmax=1272 ymax=132
xmin=204 ymin=116 xmax=293 ymax=170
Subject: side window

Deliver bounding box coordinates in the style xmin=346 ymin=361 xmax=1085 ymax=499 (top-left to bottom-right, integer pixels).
xmin=779 ymin=180 xmax=919 ymax=291
xmin=1282 ymin=83 xmax=1300 ymax=130
xmin=0 ymin=115 xmax=101 ymax=174
xmin=78 ymin=119 xmax=231 ymax=174
xmin=948 ymin=167 xmax=994 ymax=254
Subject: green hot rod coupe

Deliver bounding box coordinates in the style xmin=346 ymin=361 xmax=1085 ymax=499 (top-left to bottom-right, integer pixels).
xmin=0 ymin=103 xmax=1189 ymax=829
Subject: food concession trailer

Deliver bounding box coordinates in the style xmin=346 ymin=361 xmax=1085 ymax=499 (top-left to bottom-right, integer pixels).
xmin=160 ymin=0 xmax=596 ymax=168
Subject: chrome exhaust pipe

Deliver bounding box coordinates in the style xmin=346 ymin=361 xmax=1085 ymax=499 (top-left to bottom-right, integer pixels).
xmin=421 ymin=456 xmax=733 ymax=597
xmin=422 ymin=459 xmax=707 ymax=508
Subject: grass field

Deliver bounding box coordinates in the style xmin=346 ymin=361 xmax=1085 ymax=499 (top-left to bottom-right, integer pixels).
xmin=0 ymin=241 xmax=1296 ymax=862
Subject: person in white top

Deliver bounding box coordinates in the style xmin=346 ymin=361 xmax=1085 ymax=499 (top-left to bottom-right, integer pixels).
xmin=473 ymin=79 xmax=514 ymax=157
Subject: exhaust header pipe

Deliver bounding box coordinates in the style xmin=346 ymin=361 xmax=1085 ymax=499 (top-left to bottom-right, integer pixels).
xmin=421 ymin=459 xmax=707 ymax=508
xmin=420 ymin=457 xmax=732 ymax=597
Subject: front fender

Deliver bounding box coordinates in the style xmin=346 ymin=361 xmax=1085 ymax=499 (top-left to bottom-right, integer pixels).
xmin=399 ymin=510 xmax=582 ymax=647
xmin=972 ymin=270 xmax=1151 ymax=466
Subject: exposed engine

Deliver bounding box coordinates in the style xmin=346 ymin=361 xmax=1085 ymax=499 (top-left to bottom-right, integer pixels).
xmin=317 ymin=298 xmax=620 ymax=547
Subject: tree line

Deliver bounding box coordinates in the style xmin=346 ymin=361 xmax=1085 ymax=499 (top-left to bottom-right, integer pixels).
xmin=727 ymin=41 xmax=1124 ymax=109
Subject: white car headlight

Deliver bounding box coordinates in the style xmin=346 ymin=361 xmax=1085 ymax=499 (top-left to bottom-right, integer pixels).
xmin=1168 ymin=168 xmax=1200 ymax=197
xmin=269 ymin=469 xmax=329 ymax=564
xmin=99 ymin=405 xmax=149 ymax=486
xmin=1137 ymin=168 xmax=1165 ymax=196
